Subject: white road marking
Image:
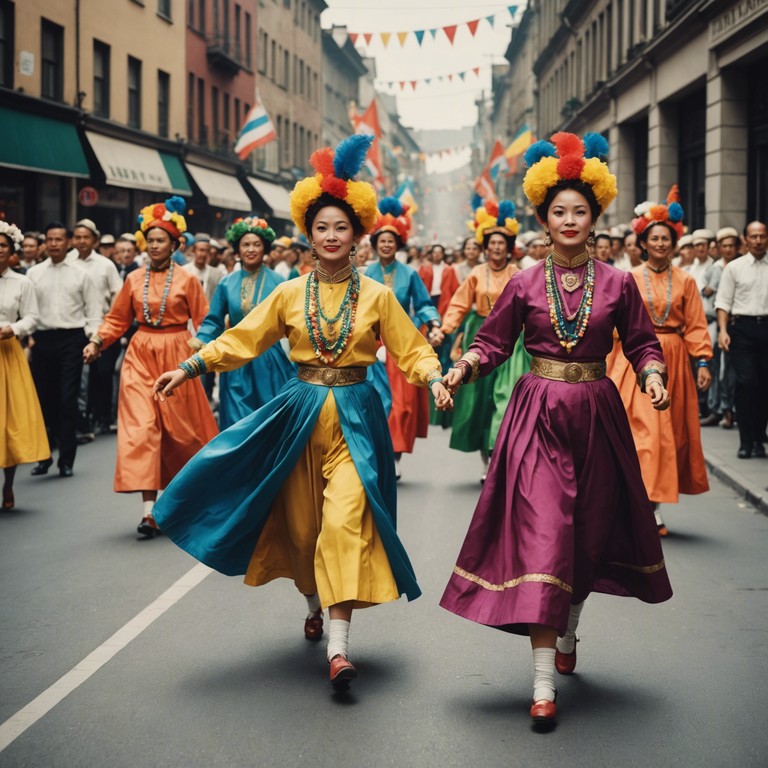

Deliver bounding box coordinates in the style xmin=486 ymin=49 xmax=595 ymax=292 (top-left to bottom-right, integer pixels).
xmin=0 ymin=562 xmax=211 ymax=753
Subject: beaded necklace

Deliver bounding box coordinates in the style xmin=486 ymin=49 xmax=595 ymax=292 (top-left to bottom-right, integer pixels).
xmin=143 ymin=261 xmax=174 ymax=327
xmin=643 ymin=265 xmax=673 ymax=326
xmin=240 ymin=267 xmax=266 ymax=316
xmin=544 ymin=254 xmax=595 ymax=352
xmin=381 ymin=261 xmax=397 ymax=290
xmin=305 ymin=266 xmax=360 ymax=364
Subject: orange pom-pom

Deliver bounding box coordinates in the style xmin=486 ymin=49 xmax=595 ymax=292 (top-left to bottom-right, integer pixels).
xmin=666 ymin=184 xmax=680 ymax=205
xmin=321 ymin=176 xmax=347 ymax=198
xmin=484 ymin=200 xmax=498 ymax=217
xmin=551 ymin=132 xmax=585 ymax=159
xmin=649 ymin=204 xmax=669 ymax=222
xmin=557 ymin=155 xmax=585 ymax=179
xmin=310 ymin=147 xmax=335 ymax=177
xmin=152 ymin=203 xmax=165 ymax=218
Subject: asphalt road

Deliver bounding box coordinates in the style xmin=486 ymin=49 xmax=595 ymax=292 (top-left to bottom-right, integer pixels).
xmin=1 ymin=426 xmax=767 ymax=767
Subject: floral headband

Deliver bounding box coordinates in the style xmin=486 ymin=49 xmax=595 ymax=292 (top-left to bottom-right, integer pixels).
xmin=136 ymin=196 xmax=188 ymax=243
xmin=225 ymin=216 xmax=276 ymax=245
xmin=0 ymin=220 xmax=24 ymax=248
xmin=631 ymin=185 xmax=685 ymax=239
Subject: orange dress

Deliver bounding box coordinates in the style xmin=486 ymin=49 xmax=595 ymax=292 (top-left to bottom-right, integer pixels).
xmin=96 ymin=265 xmax=219 ymax=492
xmin=607 ymin=265 xmax=711 ymax=502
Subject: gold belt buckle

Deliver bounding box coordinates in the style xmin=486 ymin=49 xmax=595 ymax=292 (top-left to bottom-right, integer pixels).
xmin=321 ymin=368 xmax=339 ymax=386
xmin=563 ymin=362 xmax=583 ymax=383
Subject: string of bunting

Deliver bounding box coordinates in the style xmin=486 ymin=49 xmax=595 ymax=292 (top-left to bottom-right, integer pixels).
xmin=376 ymin=66 xmax=487 ymax=92
xmin=341 ymin=6 xmax=519 ymax=49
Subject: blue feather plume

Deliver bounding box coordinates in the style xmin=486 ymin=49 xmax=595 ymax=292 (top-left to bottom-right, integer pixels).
xmin=667 ymin=202 xmax=684 ymax=222
xmin=164 ymin=195 xmax=187 ymax=214
xmin=524 ymin=140 xmax=556 ymax=168
xmin=470 ymin=192 xmax=483 ymax=210
xmin=497 ymin=200 xmax=516 ymax=223
xmin=378 ymin=196 xmax=404 ymax=217
xmin=333 ymin=134 xmax=374 ymax=180
xmin=583 ymin=133 xmax=609 ymax=159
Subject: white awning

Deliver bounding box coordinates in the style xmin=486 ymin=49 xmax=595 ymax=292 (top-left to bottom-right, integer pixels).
xmin=247 ymin=177 xmax=292 ymax=219
xmin=186 ymin=163 xmax=252 ymax=211
xmin=85 ymin=131 xmax=190 ymax=194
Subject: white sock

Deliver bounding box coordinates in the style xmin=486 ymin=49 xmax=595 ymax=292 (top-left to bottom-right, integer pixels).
xmin=143 ymin=500 xmax=154 ymax=518
xmin=532 ymin=647 xmax=556 ymax=702
xmin=327 ymin=619 xmax=350 ymax=662
xmin=556 ymin=601 xmax=585 ymax=654
xmin=304 ymin=593 xmax=321 ymax=616
xmin=655 ymin=510 xmax=664 ymax=526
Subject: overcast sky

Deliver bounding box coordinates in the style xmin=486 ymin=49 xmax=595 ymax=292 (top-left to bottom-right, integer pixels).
xmin=322 ymin=1 xmax=521 ymax=132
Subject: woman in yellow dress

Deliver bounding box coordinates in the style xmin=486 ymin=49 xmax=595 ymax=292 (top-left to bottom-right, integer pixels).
xmin=152 ymin=136 xmax=452 ymax=689
xmin=0 ymin=221 xmax=50 ymax=509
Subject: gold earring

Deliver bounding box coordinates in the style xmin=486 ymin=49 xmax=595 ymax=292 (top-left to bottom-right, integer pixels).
xmin=543 ymin=231 xmax=552 ymax=247
xmin=349 ymin=244 xmax=357 ymax=261
xmin=587 ymin=229 xmax=596 ymax=248
xmin=311 ymin=244 xmax=318 ymax=259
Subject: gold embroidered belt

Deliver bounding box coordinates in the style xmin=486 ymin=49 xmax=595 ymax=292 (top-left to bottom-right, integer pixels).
xmin=297 ymin=365 xmax=366 ymax=387
xmin=530 ymin=356 xmax=606 ymax=384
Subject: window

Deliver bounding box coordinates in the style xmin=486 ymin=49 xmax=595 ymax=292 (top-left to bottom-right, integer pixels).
xmin=0 ymin=0 xmax=14 ymax=89
xmin=199 ymin=0 xmax=206 ymax=32
xmin=282 ymin=49 xmax=289 ymax=89
xmin=245 ymin=12 xmax=251 ymax=68
xmin=158 ymin=0 xmax=171 ymax=19
xmin=128 ymin=56 xmax=142 ymax=128
xmin=283 ymin=118 xmax=291 ymax=166
xmin=93 ymin=41 xmax=110 ymax=118
xmin=270 ymin=39 xmax=276 ymax=79
xmin=223 ymin=92 xmax=230 ymax=138
xmin=223 ymin=0 xmax=230 ymax=39
xmin=258 ymin=31 xmax=267 ymax=74
xmin=234 ymin=97 xmax=240 ymax=130
xmin=188 ymin=0 xmax=195 ymax=27
xmin=213 ymin=0 xmax=220 ymax=35
xmin=187 ymin=72 xmax=194 ymax=138
xmin=212 ymin=85 xmax=219 ymax=144
xmin=158 ymin=70 xmax=170 ymax=137
xmin=197 ymin=77 xmax=206 ymax=143
xmin=235 ymin=4 xmax=241 ymax=50
xmin=41 ymin=19 xmax=64 ymax=101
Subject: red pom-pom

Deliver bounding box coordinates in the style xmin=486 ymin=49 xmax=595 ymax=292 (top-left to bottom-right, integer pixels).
xmin=551 ymin=132 xmax=585 ymax=159
xmin=321 ymin=176 xmax=347 ymax=199
xmin=557 ymin=155 xmax=585 ymax=179
xmin=631 ymin=216 xmax=647 ymax=236
xmin=310 ymin=147 xmax=335 ymax=177
xmin=401 ymin=203 xmax=410 ymax=217
xmin=484 ymin=200 xmax=499 ymax=217
xmin=152 ymin=203 xmax=165 ymax=218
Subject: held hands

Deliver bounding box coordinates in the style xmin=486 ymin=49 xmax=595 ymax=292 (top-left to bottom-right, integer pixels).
xmin=153 ymin=369 xmax=189 ymax=401
xmin=0 ymin=325 xmax=14 ymax=340
xmin=442 ymin=367 xmax=464 ymax=395
xmin=431 ymin=381 xmax=453 ymax=411
xmin=427 ymin=327 xmax=445 ymax=348
xmin=82 ymin=342 xmax=100 ymax=364
xmin=697 ymin=366 xmax=712 ymax=391
xmin=646 ymin=379 xmax=670 ymax=411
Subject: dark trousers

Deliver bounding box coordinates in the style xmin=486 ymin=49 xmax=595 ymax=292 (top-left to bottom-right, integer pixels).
xmin=87 ymin=343 xmax=121 ymax=429
xmin=30 ymin=328 xmax=87 ymax=468
xmin=729 ymin=318 xmax=768 ymax=448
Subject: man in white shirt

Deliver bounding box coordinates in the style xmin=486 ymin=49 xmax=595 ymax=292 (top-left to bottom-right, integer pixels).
xmin=27 ymin=223 xmax=103 ymax=476
xmin=182 ymin=234 xmax=222 ymax=303
xmin=687 ymin=229 xmax=715 ymax=291
xmin=716 ymin=220 xmax=768 ymax=458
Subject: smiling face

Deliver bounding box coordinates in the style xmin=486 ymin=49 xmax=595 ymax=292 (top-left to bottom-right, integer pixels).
xmin=463 ymin=239 xmax=481 ymax=264
xmin=546 ymin=188 xmax=594 ymax=252
xmin=375 ymin=231 xmax=398 ymax=261
xmin=310 ymin=205 xmax=356 ymax=270
xmin=238 ymin=233 xmax=266 ymax=272
xmin=643 ymin=223 xmax=675 ymax=265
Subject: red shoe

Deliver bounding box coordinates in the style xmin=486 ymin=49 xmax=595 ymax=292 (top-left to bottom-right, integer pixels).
xmin=329 ymin=655 xmax=357 ymax=690
xmin=530 ymin=698 xmax=557 ymax=728
xmin=658 ymin=524 xmax=669 ymax=537
xmin=304 ymin=611 xmax=323 ymax=641
xmin=555 ymin=646 xmax=577 ymax=675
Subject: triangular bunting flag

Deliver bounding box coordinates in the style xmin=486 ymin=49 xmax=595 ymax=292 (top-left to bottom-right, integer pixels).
xmin=425 ymin=78 xmax=431 ymax=85
xmin=363 ymin=33 xmax=373 ymax=45
xmin=448 ymin=73 xmax=454 ymax=82
xmin=331 ymin=26 xmax=349 ymax=48
xmin=429 ymin=28 xmax=438 ymax=39
xmin=437 ymin=75 xmax=444 ymax=82
xmin=507 ymin=5 xmax=518 ymax=16
xmin=467 ymin=19 xmax=480 ymax=36
xmin=388 ymin=81 xmax=394 ymax=88
xmin=486 ymin=15 xmax=495 ymax=27
xmin=443 ymin=25 xmax=457 ymax=44
xmin=458 ymin=71 xmax=466 ymax=81
xmin=399 ymin=81 xmax=406 ymax=91
xmin=349 ymin=32 xmax=359 ymax=45
xmin=397 ymin=31 xmax=408 ymax=47
xmin=472 ymin=66 xmax=480 ymax=77
xmin=415 ymin=30 xmax=425 ymax=45
xmin=381 ymin=32 xmax=392 ymax=47
xmin=410 ymin=80 xmax=417 ymax=90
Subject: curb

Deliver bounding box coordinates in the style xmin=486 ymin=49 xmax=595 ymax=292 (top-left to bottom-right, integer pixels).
xmin=703 ymin=450 xmax=768 ymax=516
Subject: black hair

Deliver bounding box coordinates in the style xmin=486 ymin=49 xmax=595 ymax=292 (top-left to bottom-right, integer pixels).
xmin=535 ymin=178 xmax=602 ymax=222
xmin=44 ymin=222 xmax=72 ymax=237
xmin=743 ymin=221 xmax=767 ymax=237
xmin=482 ymin=231 xmax=516 ymax=253
xmin=0 ymin=233 xmax=14 ymax=249
xmin=461 ymin=236 xmax=479 ymax=253
xmin=430 ymin=243 xmax=445 ymax=254
xmin=304 ymin=193 xmax=365 ymax=238
xmin=594 ymin=233 xmax=612 ymax=246
xmin=370 ymin=228 xmax=404 ymax=251
xmin=638 ymin=221 xmax=679 ymax=248
xmin=232 ymin=232 xmax=272 ymax=255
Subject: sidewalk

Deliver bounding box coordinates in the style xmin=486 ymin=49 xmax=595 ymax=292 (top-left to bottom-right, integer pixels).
xmin=700 ymin=423 xmax=768 ymax=515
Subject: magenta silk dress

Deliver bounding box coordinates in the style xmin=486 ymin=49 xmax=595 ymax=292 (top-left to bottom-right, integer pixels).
xmin=440 ymin=260 xmax=673 ymax=636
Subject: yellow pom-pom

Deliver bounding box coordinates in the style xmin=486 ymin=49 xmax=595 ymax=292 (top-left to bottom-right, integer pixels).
xmin=504 ymin=218 xmax=520 ymax=235
xmin=135 ymin=230 xmax=147 ymax=253
xmin=580 ymin=158 xmax=617 ymax=212
xmin=289 ymin=175 xmax=323 ymax=235
xmin=345 ymin=180 xmax=378 ymax=233
xmin=522 ymin=156 xmax=559 ymax=207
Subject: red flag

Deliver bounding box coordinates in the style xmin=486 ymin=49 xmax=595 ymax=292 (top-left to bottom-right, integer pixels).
xmin=410 ymin=80 xmax=417 ymax=91
xmin=363 ymin=33 xmax=373 ymax=45
xmin=349 ymin=33 xmax=359 ymax=45
xmin=472 ymin=66 xmax=480 ymax=77
xmin=474 ymin=167 xmax=497 ymax=202
xmin=443 ymin=25 xmax=457 ymax=44
xmin=352 ymin=101 xmax=384 ymax=189
xmin=467 ymin=19 xmax=480 ymax=36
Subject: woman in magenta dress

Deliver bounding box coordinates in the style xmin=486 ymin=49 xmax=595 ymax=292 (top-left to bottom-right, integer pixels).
xmin=440 ymin=133 xmax=673 ymax=729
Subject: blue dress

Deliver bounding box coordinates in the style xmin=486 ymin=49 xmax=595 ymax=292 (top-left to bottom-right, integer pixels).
xmin=196 ymin=267 xmax=295 ymax=428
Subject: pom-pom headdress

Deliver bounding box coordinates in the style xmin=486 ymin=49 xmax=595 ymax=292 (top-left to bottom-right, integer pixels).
xmin=225 ymin=216 xmax=276 ymax=247
xmin=630 ymin=185 xmax=685 ymax=239
xmin=0 ymin=220 xmax=24 ymax=249
xmin=136 ymin=195 xmax=187 ymax=243
xmin=471 ymin=199 xmax=520 ymax=245
xmin=290 ymin=135 xmax=379 ymax=236
xmin=371 ymin=196 xmax=411 ymax=246
xmin=522 ymin=132 xmax=617 ymax=214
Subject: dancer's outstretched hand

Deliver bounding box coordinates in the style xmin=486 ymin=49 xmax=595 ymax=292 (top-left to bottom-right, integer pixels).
xmin=431 ymin=381 xmax=453 ymax=411
xmin=442 ymin=367 xmax=464 ymax=394
xmin=647 ymin=379 xmax=670 ymax=411
xmin=153 ymin=369 xmax=189 ymax=401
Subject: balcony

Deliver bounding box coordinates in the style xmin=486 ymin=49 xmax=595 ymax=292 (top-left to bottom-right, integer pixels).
xmin=206 ymin=34 xmax=242 ymax=76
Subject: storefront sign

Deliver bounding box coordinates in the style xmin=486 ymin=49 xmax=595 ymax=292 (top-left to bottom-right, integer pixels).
xmin=710 ymin=0 xmax=768 ymax=45
xmin=18 ymin=51 xmax=34 ymax=77
xmin=78 ymin=186 xmax=99 ymax=207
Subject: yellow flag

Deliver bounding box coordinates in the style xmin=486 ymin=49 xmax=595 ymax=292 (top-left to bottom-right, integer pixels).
xmin=397 ymin=31 xmax=409 ymax=46
xmin=381 ymin=32 xmax=392 ymax=47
